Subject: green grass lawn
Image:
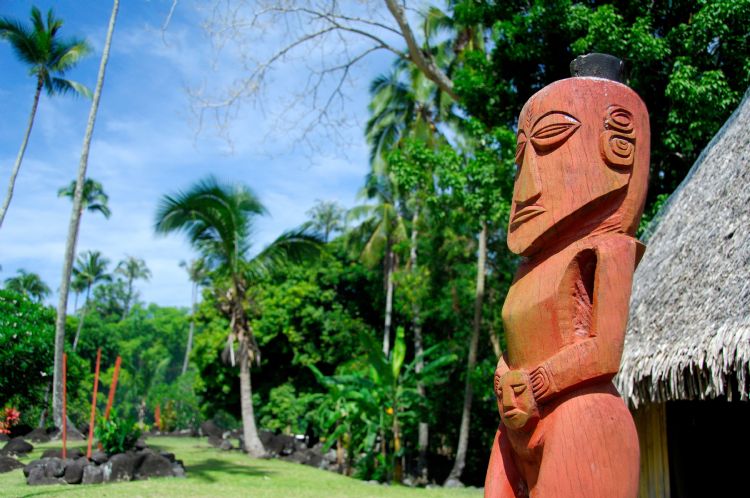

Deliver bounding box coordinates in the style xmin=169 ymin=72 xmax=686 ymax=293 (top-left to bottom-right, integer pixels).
xmin=0 ymin=437 xmax=482 ymax=497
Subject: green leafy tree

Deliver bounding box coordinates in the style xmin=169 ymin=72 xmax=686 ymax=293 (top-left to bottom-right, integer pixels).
xmin=58 ymin=177 xmax=111 ymax=219
xmin=71 ymin=250 xmax=111 ymax=351
xmin=0 ymin=7 xmax=91 ymax=228
xmin=4 ymin=269 xmax=51 ymax=303
xmin=453 ymin=0 xmax=750 ymax=206
xmin=0 ymin=289 xmax=55 ymax=410
xmin=115 ymin=255 xmax=151 ymax=318
xmin=155 ymin=175 xmax=321 ymax=456
xmin=91 ymin=279 xmax=129 ymax=319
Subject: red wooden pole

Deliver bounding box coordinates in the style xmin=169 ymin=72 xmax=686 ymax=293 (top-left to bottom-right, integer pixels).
xmin=155 ymin=404 xmax=161 ymax=431
xmin=104 ymin=356 xmax=121 ymax=420
xmin=86 ymin=348 xmax=102 ymax=458
xmin=62 ymin=353 xmax=67 ymax=459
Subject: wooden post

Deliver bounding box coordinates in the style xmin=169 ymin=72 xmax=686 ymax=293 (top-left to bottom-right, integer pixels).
xmin=86 ymin=348 xmax=102 ymax=458
xmin=62 ymin=353 xmax=67 ymax=459
xmin=104 ymin=356 xmax=121 ymax=420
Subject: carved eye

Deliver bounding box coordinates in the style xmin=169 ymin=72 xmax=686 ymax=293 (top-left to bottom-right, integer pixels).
xmin=530 ymin=112 xmax=581 ymax=152
xmin=512 ymin=384 xmax=527 ymax=396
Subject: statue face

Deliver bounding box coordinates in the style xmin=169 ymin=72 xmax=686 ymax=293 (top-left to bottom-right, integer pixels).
xmin=507 ymin=78 xmax=648 ymax=256
xmin=495 ymin=370 xmax=538 ymax=432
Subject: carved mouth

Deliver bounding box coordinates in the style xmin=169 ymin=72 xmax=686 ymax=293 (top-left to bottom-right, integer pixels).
xmin=502 ymin=409 xmax=524 ymax=419
xmin=510 ymin=205 xmax=545 ymax=230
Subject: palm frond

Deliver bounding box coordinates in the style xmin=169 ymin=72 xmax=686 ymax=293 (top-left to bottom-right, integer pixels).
xmin=155 ymin=176 xmax=267 ymax=277
xmin=246 ymin=227 xmax=323 ymax=280
xmin=48 ymin=77 xmax=90 ymax=97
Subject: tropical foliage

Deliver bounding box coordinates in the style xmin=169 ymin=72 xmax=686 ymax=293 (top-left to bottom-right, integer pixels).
xmin=3 ymin=269 xmax=51 ymax=302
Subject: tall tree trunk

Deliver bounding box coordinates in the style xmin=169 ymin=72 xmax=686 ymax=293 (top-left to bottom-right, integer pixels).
xmin=182 ymin=282 xmax=197 ymax=375
xmin=72 ymin=286 xmax=90 ymax=352
xmin=392 ymin=412 xmax=403 ymax=483
xmin=0 ymin=78 xmax=43 ymax=229
xmin=239 ymin=336 xmax=265 ymax=456
xmin=383 ymin=247 xmax=395 ymax=356
xmin=38 ymin=381 xmax=51 ymax=428
xmin=53 ymin=0 xmax=119 ymax=428
xmin=410 ymin=208 xmax=429 ymax=482
xmin=123 ymin=277 xmax=133 ymax=318
xmin=445 ymin=222 xmax=487 ymax=486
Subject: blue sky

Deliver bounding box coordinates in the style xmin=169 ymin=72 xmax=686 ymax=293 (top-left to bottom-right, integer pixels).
xmin=0 ymin=0 xmax=397 ymax=308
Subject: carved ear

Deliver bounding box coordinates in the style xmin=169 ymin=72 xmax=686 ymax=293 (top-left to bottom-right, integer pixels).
xmin=600 ymin=106 xmax=636 ymax=169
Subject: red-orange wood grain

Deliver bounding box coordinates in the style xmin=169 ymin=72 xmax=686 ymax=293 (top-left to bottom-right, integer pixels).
xmin=485 ymin=76 xmax=649 ymax=498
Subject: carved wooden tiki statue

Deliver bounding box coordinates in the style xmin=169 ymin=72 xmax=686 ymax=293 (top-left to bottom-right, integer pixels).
xmin=485 ymin=58 xmax=649 ymax=498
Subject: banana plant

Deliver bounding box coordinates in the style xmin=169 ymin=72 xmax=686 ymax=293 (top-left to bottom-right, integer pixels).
xmin=310 ymin=326 xmax=455 ymax=482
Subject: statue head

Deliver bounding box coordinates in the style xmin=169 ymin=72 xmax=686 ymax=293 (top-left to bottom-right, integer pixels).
xmin=507 ymin=77 xmax=650 ymax=256
xmin=495 ymin=370 xmax=539 ymax=432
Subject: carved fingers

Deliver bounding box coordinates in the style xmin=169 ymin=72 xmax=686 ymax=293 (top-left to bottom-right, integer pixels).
xmin=529 ymin=363 xmax=555 ymax=402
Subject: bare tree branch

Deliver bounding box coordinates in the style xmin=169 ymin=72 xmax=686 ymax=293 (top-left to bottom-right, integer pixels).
xmin=170 ymin=1 xmax=458 ymax=148
xmin=383 ymin=0 xmax=457 ymax=100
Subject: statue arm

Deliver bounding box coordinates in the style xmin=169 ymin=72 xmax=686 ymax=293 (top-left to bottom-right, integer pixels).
xmin=529 ymin=237 xmax=638 ymax=403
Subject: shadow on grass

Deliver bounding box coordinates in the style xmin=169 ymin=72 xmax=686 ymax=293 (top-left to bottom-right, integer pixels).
xmin=16 ymin=485 xmax=79 ymax=498
xmin=186 ymin=457 xmax=275 ymax=483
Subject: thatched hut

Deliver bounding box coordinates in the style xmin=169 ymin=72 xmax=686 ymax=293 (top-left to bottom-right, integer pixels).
xmin=616 ymin=87 xmax=750 ymax=498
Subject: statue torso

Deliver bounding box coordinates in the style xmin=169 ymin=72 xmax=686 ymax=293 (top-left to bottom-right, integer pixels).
xmin=502 ymin=234 xmax=632 ymax=371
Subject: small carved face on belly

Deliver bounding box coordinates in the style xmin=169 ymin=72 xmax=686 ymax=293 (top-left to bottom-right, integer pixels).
xmin=495 ymin=370 xmax=539 ymax=432
xmin=507 ymin=78 xmax=650 ymax=256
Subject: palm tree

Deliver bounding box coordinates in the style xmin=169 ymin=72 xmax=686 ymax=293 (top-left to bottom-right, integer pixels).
xmin=115 ymin=255 xmax=151 ymax=318
xmin=306 ymin=200 xmax=345 ymax=243
xmin=52 ymin=0 xmax=119 ymax=430
xmin=365 ymin=51 xmax=453 ymax=480
xmin=179 ymin=258 xmax=209 ymax=375
xmin=155 ymin=175 xmax=321 ymax=457
xmin=71 ymin=250 xmax=111 ymax=351
xmin=347 ymin=173 xmax=407 ymax=357
xmin=4 ymin=269 xmax=51 ymax=302
xmin=70 ymin=273 xmax=87 ymax=312
xmin=58 ymin=178 xmax=111 ymax=219
xmin=0 ymin=7 xmax=91 ymax=228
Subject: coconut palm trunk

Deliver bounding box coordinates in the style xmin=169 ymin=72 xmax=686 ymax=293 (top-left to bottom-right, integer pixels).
xmin=410 ymin=208 xmax=429 ymax=481
xmin=239 ymin=341 xmax=264 ymax=455
xmin=445 ymin=222 xmax=487 ymax=485
xmin=0 ymin=78 xmax=43 ymax=228
xmin=52 ymin=0 xmax=119 ymax=428
xmin=383 ymin=246 xmax=395 ymax=356
xmin=123 ymin=276 xmax=134 ymax=317
xmin=72 ymin=285 xmax=91 ymax=351
xmin=182 ymin=279 xmax=197 ymax=375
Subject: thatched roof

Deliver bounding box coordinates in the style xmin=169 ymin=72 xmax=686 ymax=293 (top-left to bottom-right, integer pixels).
xmin=616 ymin=87 xmax=750 ymax=408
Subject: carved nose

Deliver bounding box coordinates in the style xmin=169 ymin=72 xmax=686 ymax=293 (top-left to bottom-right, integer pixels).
xmin=502 ymin=387 xmax=515 ymax=412
xmin=515 ymin=151 xmax=542 ymax=205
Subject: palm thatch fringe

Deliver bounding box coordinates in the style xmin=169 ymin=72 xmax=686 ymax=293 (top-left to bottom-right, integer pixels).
xmin=616 ymin=86 xmax=750 ymax=408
